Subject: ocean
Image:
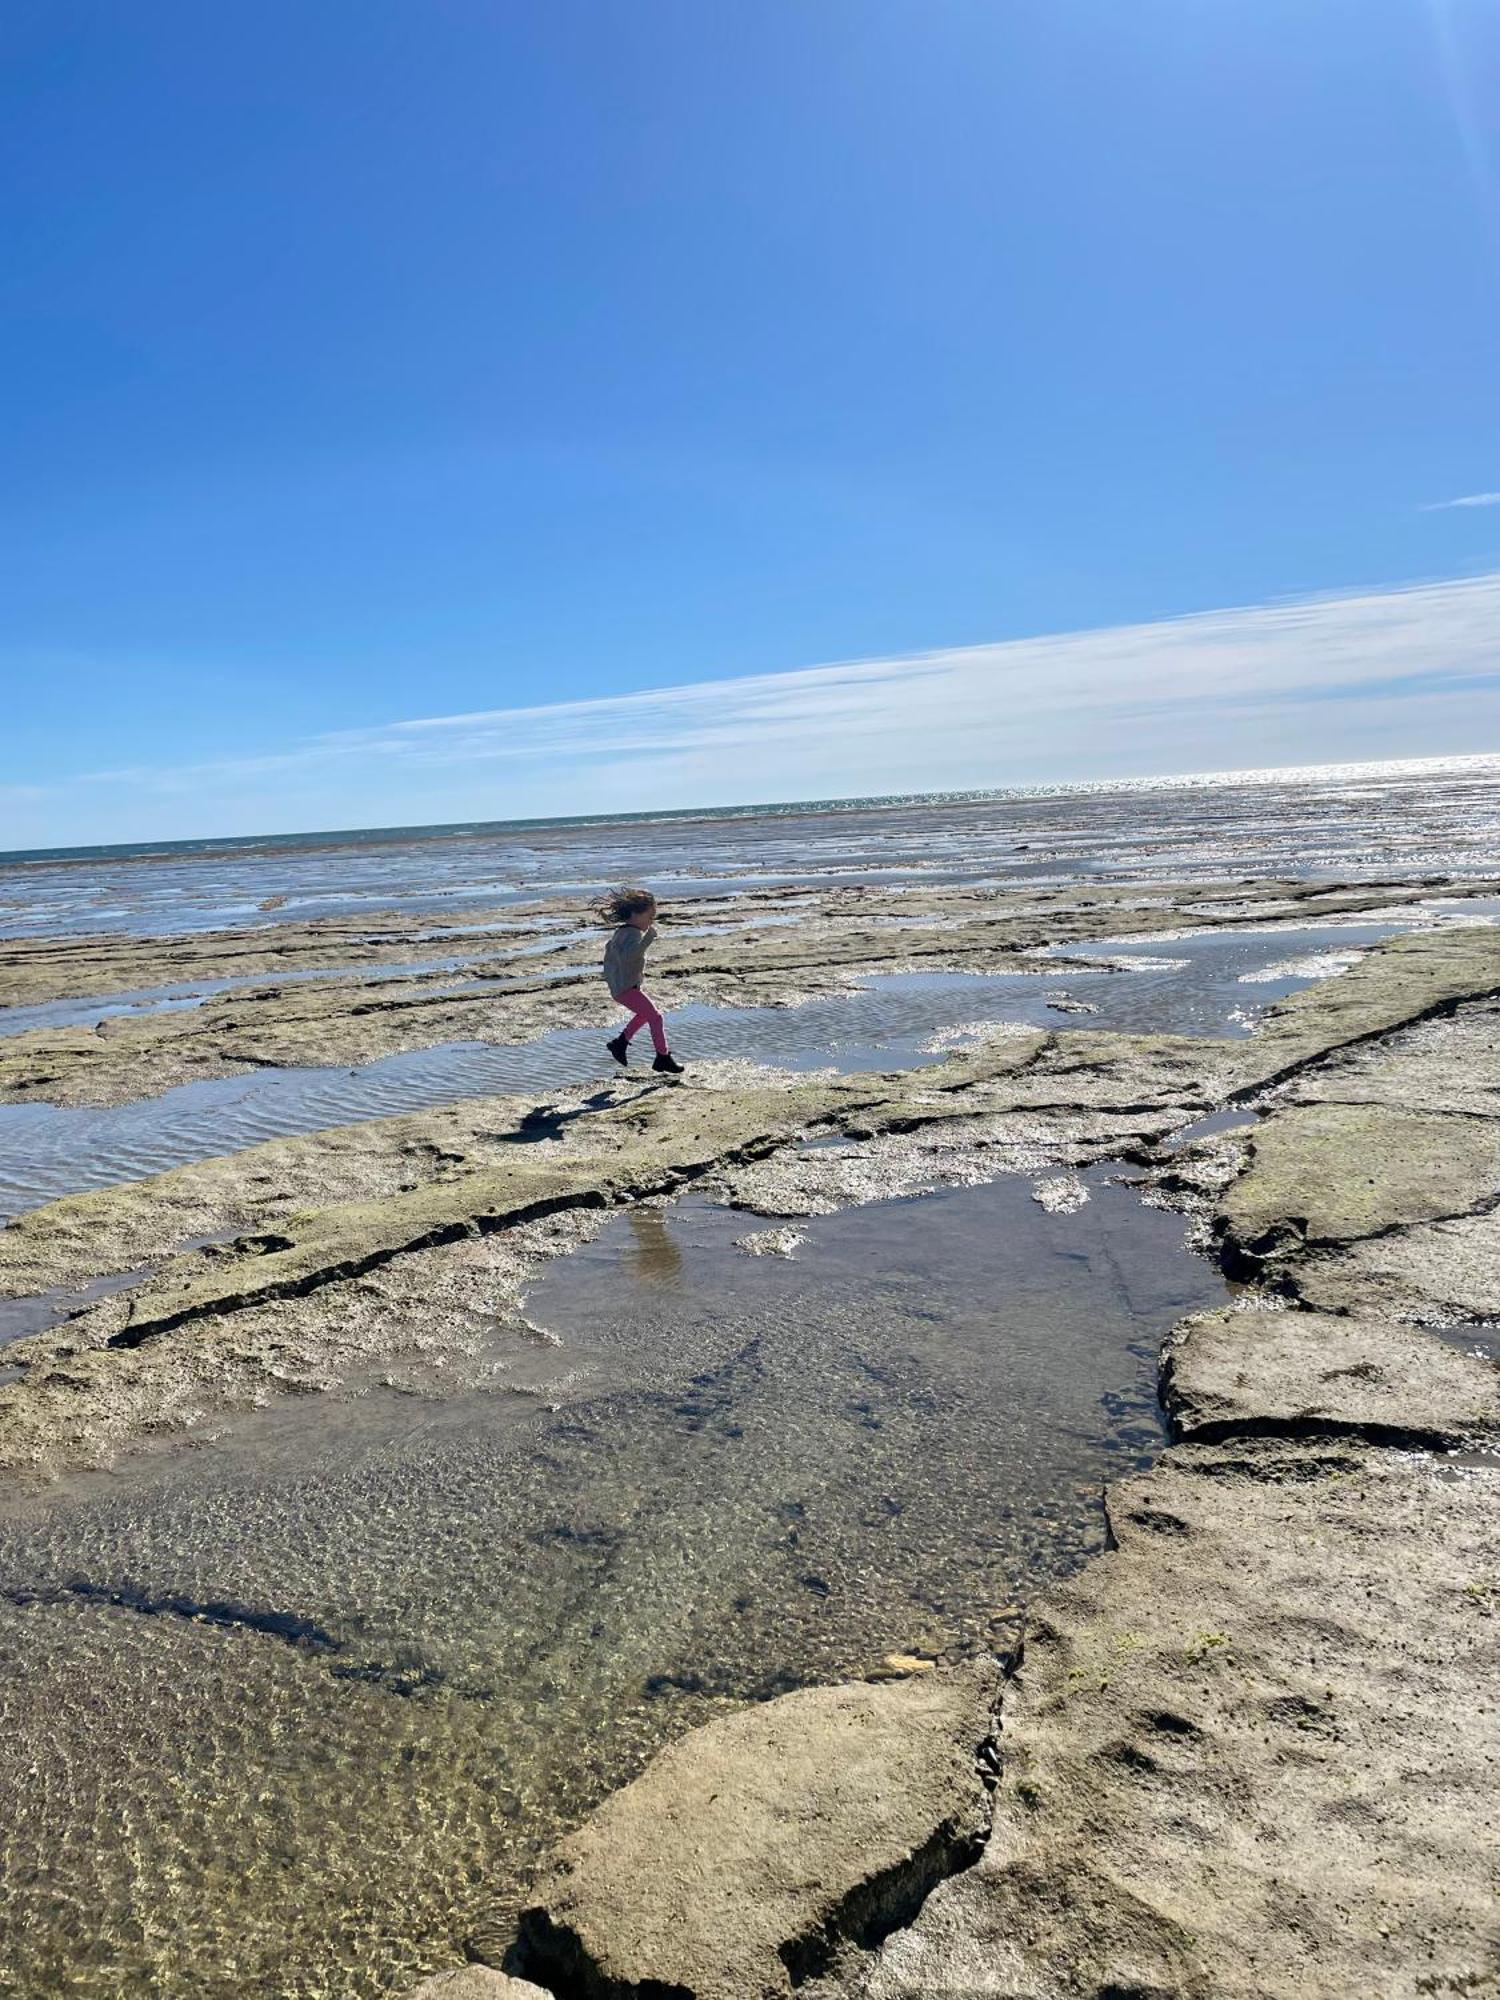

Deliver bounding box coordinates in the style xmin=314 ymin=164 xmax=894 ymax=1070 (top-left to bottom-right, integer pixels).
xmin=3 ymin=752 xmax=1499 ymax=943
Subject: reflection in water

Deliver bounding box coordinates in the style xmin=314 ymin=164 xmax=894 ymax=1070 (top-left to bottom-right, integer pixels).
xmin=0 ymin=1172 xmax=1224 ymax=1997
xmin=625 ymin=1206 xmax=684 ymax=1284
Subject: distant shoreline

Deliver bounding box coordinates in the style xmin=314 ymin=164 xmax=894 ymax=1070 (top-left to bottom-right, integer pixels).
xmin=5 ymin=749 xmax=1499 ymax=871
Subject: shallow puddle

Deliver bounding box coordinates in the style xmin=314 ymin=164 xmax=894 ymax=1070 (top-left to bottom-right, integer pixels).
xmin=0 ymin=1263 xmax=154 ymax=1345
xmin=0 ymin=1168 xmax=1224 ymax=1997
xmin=1042 ymin=915 xmax=1459 ymax=1030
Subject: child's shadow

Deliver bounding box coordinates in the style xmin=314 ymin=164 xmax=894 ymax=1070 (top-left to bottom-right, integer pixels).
xmin=487 ymin=1082 xmax=661 ymax=1146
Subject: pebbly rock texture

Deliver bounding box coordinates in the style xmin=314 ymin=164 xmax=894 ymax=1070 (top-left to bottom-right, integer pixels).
xmin=840 ymin=930 xmax=1500 ymax=2000
xmin=857 ymin=1442 xmax=1500 ymax=2000
xmin=1223 ymin=992 xmax=1500 ymax=1323
xmin=0 ymin=1024 xmax=1235 ymax=1473
xmin=3 ymin=875 xmax=1486 ymax=1110
xmin=1217 ymin=938 xmax=1500 ymax=1305
xmin=1216 ymin=1099 xmax=1500 ymax=1272
xmin=1163 ymin=1303 xmax=1500 ymax=1449
xmin=1237 ymin=920 xmax=1500 ymax=1091
xmin=1293 ymin=1206 xmax=1500 ymax=1326
xmin=512 ymin=1671 xmax=997 ymax=2000
xmin=2 ymin=928 xmax=1494 ymax=1475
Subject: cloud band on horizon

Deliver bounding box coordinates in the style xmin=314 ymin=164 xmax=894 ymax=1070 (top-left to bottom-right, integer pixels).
xmin=4 ymin=570 xmax=1500 ymax=848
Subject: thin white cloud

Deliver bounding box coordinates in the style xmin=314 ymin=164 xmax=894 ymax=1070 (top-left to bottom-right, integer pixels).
xmin=1421 ymin=491 xmax=1500 ymax=511
xmin=6 ymin=571 xmax=1500 ymax=848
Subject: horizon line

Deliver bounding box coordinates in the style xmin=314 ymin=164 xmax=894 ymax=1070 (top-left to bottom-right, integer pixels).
xmin=5 ymin=747 xmax=1499 ymax=870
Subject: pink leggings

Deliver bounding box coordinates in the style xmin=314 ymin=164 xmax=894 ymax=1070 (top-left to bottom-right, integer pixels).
xmin=614 ymin=986 xmax=669 ymax=1056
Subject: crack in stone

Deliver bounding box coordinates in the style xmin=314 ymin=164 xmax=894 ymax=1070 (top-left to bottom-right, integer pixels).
xmin=774 ymin=1814 xmax=990 ymax=1989
xmin=1283 ymin=1096 xmax=1500 ymax=1123
xmin=1230 ymin=980 xmax=1500 ymax=1104
xmin=1221 ymin=1182 xmax=1500 ymax=1279
xmin=1173 ymin=1411 xmax=1489 ymax=1453
xmin=57 ymin=988 xmax=1491 ymax=1363
xmin=102 ymin=1191 xmax=602 ymax=1348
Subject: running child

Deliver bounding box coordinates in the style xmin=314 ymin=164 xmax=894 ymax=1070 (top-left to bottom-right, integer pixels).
xmin=600 ymin=887 xmax=684 ymax=1074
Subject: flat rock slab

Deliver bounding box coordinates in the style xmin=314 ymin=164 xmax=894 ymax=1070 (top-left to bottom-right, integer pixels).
xmin=1216 ymin=1101 xmax=1500 ymax=1270
xmin=1275 ymin=998 xmax=1500 ymax=1121
xmin=1228 ymin=993 xmax=1500 ymax=1321
xmin=1291 ymin=1205 xmax=1500 ymax=1323
xmin=1242 ymin=923 xmax=1500 ymax=1088
xmin=407 ymin=1972 xmax=553 ymax=2000
xmin=859 ymin=1441 xmax=1500 ymax=2000
xmin=1164 ymin=1305 xmax=1500 ymax=1447
xmin=514 ymin=1671 xmax=995 ymax=1999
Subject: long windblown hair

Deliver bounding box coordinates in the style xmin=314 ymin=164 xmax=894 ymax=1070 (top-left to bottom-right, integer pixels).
xmin=598 ymin=884 xmax=657 ymax=926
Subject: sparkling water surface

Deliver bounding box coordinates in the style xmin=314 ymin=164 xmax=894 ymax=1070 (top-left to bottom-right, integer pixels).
xmin=3 ymin=755 xmax=1496 ymax=941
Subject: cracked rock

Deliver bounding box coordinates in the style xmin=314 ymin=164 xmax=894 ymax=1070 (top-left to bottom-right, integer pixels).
xmin=855 ymin=1442 xmax=1500 ymax=2000
xmin=1288 ymin=1205 xmax=1500 ymax=1324
xmin=513 ymin=1670 xmax=997 ymax=2000
xmin=1163 ymin=1304 xmax=1500 ymax=1448
xmin=1216 ymin=1101 xmax=1500 ymax=1274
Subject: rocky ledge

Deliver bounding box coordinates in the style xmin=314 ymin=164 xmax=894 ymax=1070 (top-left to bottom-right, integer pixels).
xmin=515 ymin=1671 xmax=996 ymax=2000
xmin=3 ymin=875 xmax=1488 ymax=1109
xmin=445 ymin=930 xmax=1500 ymax=1999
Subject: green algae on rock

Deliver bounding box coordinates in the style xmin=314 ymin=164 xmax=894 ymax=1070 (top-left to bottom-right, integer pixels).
xmin=3 ymin=925 xmax=1497 ymax=1478
xmin=2 ymin=906 xmax=1498 ymax=1998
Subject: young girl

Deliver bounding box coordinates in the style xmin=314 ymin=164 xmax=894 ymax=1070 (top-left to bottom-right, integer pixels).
xmin=600 ymin=887 xmax=685 ymax=1074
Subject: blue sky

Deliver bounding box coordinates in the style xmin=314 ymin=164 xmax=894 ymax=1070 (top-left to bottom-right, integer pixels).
xmin=3 ymin=0 xmax=1498 ymax=847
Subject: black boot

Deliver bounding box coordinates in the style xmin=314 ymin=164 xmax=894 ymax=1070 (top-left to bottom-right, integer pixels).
xmin=652 ymin=1051 xmax=685 ymax=1075
xmin=606 ymin=1034 xmax=630 ymax=1068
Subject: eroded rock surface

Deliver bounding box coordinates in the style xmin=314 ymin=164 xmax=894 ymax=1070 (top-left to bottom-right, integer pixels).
xmin=3 ymin=876 xmax=1488 ymax=1109
xmin=1165 ymin=1304 xmax=1500 ymax=1448
xmin=1218 ymin=1099 xmax=1500 ymax=1269
xmin=857 ymin=1444 xmax=1500 ymax=2000
xmin=3 ymin=928 xmax=1496 ymax=1477
xmin=1218 ymin=981 xmax=1500 ymax=1321
xmin=514 ymin=1671 xmax=996 ymax=2000
xmin=837 ymin=930 xmax=1500 ymax=2000
xmin=496 ymin=929 xmax=1500 ymax=2000
xmin=4 ymin=899 xmax=1499 ymax=1996
xmin=1 ymin=1027 xmax=1227 ymax=1473
xmin=1237 ymin=922 xmax=1500 ymax=1090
